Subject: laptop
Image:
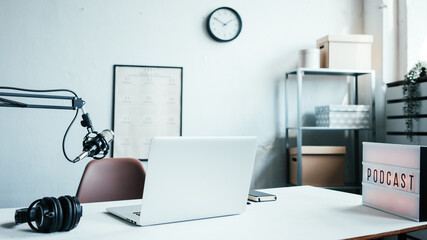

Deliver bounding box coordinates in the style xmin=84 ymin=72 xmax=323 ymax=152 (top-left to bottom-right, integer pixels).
xmin=106 ymin=136 xmax=257 ymax=226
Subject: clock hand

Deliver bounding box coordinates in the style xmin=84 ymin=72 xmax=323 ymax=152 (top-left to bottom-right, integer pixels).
xmin=213 ymin=17 xmax=226 ymax=25
xmin=224 ymin=19 xmax=234 ymax=25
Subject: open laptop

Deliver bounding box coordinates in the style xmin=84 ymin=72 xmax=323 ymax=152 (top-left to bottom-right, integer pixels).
xmin=106 ymin=136 xmax=257 ymax=226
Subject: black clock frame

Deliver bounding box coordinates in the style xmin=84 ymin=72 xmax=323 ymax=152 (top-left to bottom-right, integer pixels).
xmin=207 ymin=7 xmax=242 ymax=42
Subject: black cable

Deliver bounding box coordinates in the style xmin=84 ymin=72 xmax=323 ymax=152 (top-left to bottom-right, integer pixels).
xmin=0 ymin=86 xmax=80 ymax=163
xmin=0 ymin=86 xmax=78 ymax=98
xmin=62 ymin=109 xmax=80 ymax=163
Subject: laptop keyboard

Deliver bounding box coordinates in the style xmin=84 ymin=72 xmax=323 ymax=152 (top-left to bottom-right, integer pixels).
xmin=133 ymin=211 xmax=141 ymax=216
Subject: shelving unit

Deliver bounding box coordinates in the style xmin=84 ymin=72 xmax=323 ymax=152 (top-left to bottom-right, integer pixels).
xmin=285 ymin=68 xmax=376 ymax=191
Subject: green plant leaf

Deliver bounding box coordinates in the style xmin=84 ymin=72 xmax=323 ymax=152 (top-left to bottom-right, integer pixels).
xmin=402 ymin=61 xmax=426 ymax=141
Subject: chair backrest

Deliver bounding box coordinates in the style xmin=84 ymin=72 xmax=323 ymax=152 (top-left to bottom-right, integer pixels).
xmin=76 ymin=158 xmax=146 ymax=203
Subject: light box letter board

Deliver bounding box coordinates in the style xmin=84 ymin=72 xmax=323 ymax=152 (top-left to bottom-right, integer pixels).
xmin=362 ymin=142 xmax=427 ymax=221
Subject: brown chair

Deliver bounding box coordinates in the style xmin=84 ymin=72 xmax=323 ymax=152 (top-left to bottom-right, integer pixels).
xmin=76 ymin=158 xmax=146 ymax=203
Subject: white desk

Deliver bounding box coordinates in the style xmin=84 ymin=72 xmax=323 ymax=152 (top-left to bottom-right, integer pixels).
xmin=1 ymin=186 xmax=427 ymax=240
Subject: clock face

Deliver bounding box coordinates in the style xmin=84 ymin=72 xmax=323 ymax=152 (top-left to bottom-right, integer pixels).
xmin=207 ymin=7 xmax=242 ymax=42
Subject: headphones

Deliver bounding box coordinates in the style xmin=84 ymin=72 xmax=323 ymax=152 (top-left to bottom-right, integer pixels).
xmin=15 ymin=195 xmax=82 ymax=233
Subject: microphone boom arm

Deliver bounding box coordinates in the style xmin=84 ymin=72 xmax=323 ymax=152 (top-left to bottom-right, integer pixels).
xmin=0 ymin=90 xmax=93 ymax=132
xmin=0 ymin=87 xmax=106 ymax=163
xmin=0 ymin=92 xmax=82 ymax=110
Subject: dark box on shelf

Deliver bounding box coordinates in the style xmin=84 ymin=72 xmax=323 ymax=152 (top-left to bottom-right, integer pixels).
xmin=289 ymin=146 xmax=346 ymax=187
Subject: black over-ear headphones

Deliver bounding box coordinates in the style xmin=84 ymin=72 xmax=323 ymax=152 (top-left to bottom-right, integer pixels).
xmin=14 ymin=195 xmax=82 ymax=233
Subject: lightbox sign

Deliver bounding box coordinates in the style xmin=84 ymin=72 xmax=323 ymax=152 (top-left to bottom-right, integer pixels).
xmin=362 ymin=142 xmax=427 ymax=221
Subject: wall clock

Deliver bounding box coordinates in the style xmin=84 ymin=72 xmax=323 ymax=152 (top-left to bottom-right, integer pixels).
xmin=207 ymin=7 xmax=242 ymax=42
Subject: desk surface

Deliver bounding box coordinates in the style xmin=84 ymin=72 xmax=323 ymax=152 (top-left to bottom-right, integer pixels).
xmin=1 ymin=186 xmax=427 ymax=240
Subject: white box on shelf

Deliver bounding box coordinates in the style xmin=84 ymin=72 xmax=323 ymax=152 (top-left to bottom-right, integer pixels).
xmin=317 ymin=34 xmax=373 ymax=70
xmin=298 ymin=48 xmax=320 ymax=68
xmin=315 ymin=105 xmax=370 ymax=128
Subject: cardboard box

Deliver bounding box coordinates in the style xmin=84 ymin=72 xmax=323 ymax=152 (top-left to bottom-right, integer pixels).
xmin=315 ymin=105 xmax=370 ymax=128
xmin=317 ymin=34 xmax=373 ymax=70
xmin=289 ymin=146 xmax=345 ymax=186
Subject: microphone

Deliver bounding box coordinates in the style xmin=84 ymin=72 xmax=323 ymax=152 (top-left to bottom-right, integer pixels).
xmin=75 ymin=129 xmax=114 ymax=162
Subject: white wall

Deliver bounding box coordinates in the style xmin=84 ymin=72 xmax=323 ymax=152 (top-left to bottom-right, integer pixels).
xmin=363 ymin=0 xmax=399 ymax=144
xmin=0 ymin=0 xmax=364 ymax=207
xmin=397 ymin=0 xmax=427 ymax=78
xmin=406 ymin=0 xmax=427 ymax=72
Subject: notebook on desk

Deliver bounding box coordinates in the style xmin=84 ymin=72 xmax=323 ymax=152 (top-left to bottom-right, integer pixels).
xmin=106 ymin=136 xmax=257 ymax=226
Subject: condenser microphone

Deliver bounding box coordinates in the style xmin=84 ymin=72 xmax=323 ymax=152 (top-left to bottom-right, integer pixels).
xmin=74 ymin=129 xmax=114 ymax=162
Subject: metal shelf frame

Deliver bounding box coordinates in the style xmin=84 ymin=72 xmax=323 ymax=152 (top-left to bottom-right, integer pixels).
xmin=284 ymin=68 xmax=376 ymax=187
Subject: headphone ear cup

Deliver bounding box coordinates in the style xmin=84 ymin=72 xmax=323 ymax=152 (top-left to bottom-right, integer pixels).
xmin=48 ymin=197 xmax=63 ymax=233
xmin=58 ymin=196 xmax=73 ymax=231
xmin=35 ymin=198 xmax=53 ymax=233
xmin=26 ymin=199 xmax=44 ymax=233
xmin=34 ymin=197 xmax=62 ymax=233
xmin=67 ymin=196 xmax=82 ymax=231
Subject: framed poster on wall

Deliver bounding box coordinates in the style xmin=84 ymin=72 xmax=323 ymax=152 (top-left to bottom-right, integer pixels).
xmin=113 ymin=65 xmax=183 ymax=160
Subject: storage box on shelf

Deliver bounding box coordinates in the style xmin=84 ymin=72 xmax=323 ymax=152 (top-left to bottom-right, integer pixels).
xmin=315 ymin=105 xmax=370 ymax=128
xmin=299 ymin=48 xmax=320 ymax=68
xmin=317 ymin=34 xmax=373 ymax=70
xmin=289 ymin=146 xmax=345 ymax=187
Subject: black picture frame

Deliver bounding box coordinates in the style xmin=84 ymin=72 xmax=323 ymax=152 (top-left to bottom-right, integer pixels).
xmin=112 ymin=65 xmax=183 ymax=160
